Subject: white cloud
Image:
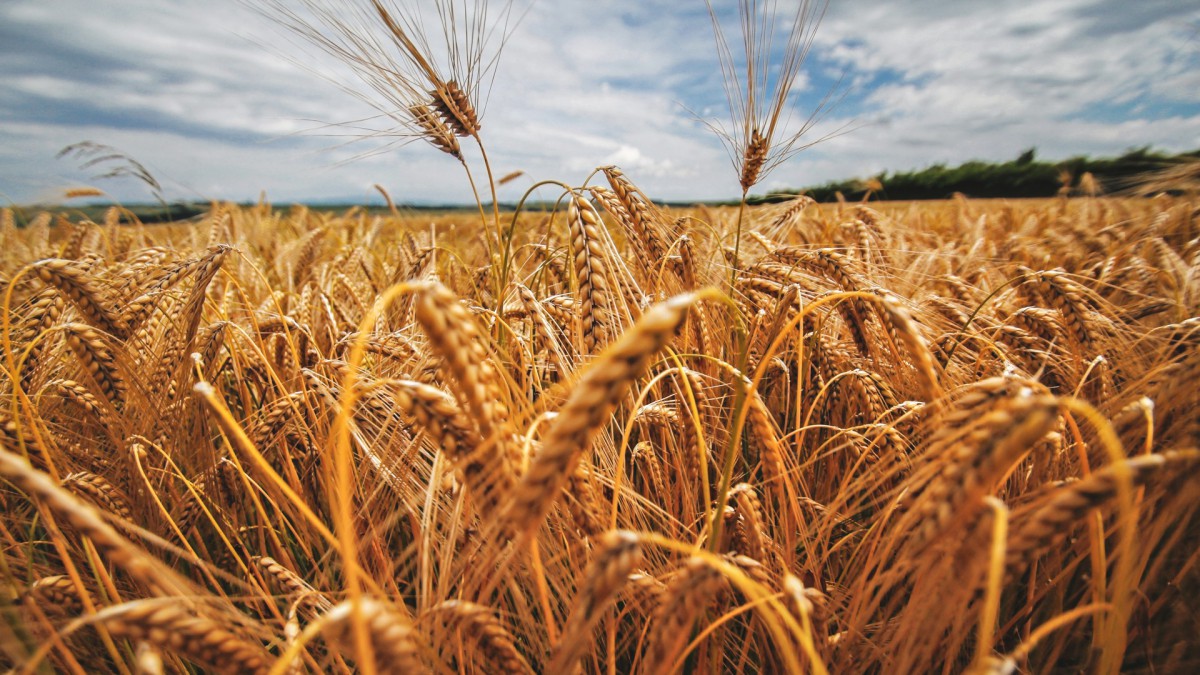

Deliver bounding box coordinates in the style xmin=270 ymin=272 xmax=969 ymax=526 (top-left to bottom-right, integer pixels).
xmin=1 ymin=0 xmax=1197 ymax=205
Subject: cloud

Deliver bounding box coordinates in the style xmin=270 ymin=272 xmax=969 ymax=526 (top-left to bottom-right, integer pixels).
xmin=774 ymin=0 xmax=1200 ymax=187
xmin=0 ymin=0 xmax=1197 ymax=204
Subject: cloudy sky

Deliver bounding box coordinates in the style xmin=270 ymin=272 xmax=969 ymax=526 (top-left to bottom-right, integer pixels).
xmin=2 ymin=0 xmax=1198 ymax=205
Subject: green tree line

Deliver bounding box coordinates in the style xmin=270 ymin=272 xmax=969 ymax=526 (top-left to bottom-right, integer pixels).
xmin=756 ymin=147 xmax=1200 ymax=203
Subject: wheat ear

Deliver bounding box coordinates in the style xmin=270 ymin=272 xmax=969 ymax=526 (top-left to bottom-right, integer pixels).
xmin=319 ymin=597 xmax=425 ymax=674
xmin=908 ymin=388 xmax=1059 ymax=550
xmin=1006 ymin=450 xmax=1200 ymax=575
xmin=94 ymin=600 xmax=270 ymax=674
xmin=32 ymin=259 xmax=123 ymax=337
xmin=602 ymin=166 xmax=671 ymax=261
xmin=549 ymin=530 xmax=642 ymax=673
xmin=61 ymin=471 xmax=133 ymax=522
xmin=643 ymin=556 xmax=727 ymax=674
xmin=50 ymin=379 xmax=103 ymax=418
xmin=16 ymin=287 xmax=63 ymax=383
xmin=1030 ymin=269 xmax=1098 ymax=350
xmin=430 ymin=80 xmax=481 ymax=137
xmin=740 ymin=128 xmax=768 ymax=191
xmin=253 ymin=555 xmax=332 ymax=611
xmin=62 ymin=322 xmax=126 ymax=410
xmin=410 ymin=281 xmax=518 ymax=511
xmin=502 ymin=293 xmax=696 ymax=536
xmin=422 ymin=599 xmax=532 ymax=675
xmin=409 ymin=103 xmax=462 ymax=158
xmin=23 ymin=575 xmax=96 ymax=616
xmin=569 ymin=191 xmax=615 ymax=353
xmin=390 ymin=378 xmax=517 ymax=514
xmin=413 ymin=282 xmax=512 ymax=441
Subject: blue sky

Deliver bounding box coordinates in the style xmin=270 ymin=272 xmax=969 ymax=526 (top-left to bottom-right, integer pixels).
xmin=1 ymin=0 xmax=1198 ymax=205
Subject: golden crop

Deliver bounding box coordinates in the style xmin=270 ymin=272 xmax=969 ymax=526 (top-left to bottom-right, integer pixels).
xmin=1 ymin=190 xmax=1197 ymax=673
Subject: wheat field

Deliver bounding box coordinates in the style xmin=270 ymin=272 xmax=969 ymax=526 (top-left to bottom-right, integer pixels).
xmin=3 ymin=0 xmax=1200 ymax=671
xmin=1 ymin=189 xmax=1197 ymax=673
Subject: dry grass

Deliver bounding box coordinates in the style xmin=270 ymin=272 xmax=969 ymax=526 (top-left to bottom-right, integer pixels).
xmin=1 ymin=190 xmax=1197 ymax=673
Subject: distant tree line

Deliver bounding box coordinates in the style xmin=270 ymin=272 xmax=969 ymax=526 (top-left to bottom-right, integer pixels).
xmin=753 ymin=147 xmax=1200 ymax=204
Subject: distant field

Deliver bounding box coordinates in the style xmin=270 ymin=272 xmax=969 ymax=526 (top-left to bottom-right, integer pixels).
xmin=2 ymin=191 xmax=1197 ymax=673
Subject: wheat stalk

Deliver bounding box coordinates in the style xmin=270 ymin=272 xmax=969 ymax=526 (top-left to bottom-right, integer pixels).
xmin=502 ymin=293 xmax=697 ymax=536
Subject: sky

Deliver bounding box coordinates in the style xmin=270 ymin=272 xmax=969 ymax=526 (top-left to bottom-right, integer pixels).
xmin=2 ymin=0 xmax=1198 ymax=206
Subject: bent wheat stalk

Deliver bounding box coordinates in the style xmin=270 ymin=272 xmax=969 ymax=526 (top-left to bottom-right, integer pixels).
xmin=502 ymin=293 xmax=698 ymax=536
